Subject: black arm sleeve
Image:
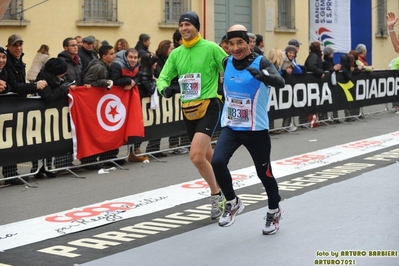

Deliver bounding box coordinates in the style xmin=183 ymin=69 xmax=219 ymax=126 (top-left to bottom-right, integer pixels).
xmin=109 ymin=63 xmax=132 ymax=86
xmin=259 ymin=58 xmax=286 ymax=88
xmin=7 ymin=70 xmax=37 ymax=96
xmin=138 ymin=71 xmax=156 ymax=97
xmin=38 ymin=85 xmax=66 ymax=104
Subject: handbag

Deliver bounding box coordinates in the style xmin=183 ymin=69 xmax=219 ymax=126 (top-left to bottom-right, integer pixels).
xmin=181 ymin=99 xmax=210 ymax=120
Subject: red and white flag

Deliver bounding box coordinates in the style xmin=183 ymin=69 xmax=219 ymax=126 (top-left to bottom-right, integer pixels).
xmin=68 ymin=85 xmax=144 ymax=159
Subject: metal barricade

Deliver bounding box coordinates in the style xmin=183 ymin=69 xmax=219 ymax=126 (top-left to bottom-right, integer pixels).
xmin=50 ymin=145 xmax=131 ymax=177
xmin=0 ymin=162 xmax=40 ymax=188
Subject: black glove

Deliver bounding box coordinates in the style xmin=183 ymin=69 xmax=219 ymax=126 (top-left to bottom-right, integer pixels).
xmin=246 ymin=67 xmax=265 ymax=81
xmin=59 ymin=83 xmax=71 ymax=91
xmin=162 ymin=86 xmax=180 ymax=98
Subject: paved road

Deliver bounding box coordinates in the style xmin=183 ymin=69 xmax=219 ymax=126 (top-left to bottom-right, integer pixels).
xmin=0 ymin=105 xmax=398 ymax=266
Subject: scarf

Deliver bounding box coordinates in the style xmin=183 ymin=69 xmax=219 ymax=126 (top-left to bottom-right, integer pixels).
xmin=182 ymin=33 xmax=201 ymax=48
xmin=73 ymin=55 xmax=79 ymax=66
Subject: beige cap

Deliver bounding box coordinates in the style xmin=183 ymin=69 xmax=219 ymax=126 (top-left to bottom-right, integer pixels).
xmin=7 ymin=34 xmax=23 ymax=46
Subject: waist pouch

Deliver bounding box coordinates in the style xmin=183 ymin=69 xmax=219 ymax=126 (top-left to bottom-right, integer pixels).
xmin=181 ymin=99 xmax=211 ymax=120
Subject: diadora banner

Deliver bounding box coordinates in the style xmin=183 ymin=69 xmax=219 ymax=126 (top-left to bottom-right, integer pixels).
xmin=0 ymin=70 xmax=399 ymax=165
xmin=268 ymin=70 xmax=399 ymax=119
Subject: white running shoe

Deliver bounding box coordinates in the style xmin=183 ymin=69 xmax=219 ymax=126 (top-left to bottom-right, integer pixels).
xmin=262 ymin=206 xmax=285 ymax=235
xmin=218 ymin=197 xmax=244 ymax=227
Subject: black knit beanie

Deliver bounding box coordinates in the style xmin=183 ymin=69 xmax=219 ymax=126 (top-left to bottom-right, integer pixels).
xmin=45 ymin=58 xmax=68 ymax=76
xmin=179 ymin=11 xmax=200 ymax=31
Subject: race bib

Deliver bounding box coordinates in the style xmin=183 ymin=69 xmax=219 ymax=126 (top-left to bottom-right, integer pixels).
xmin=178 ymin=73 xmax=201 ymax=100
xmin=225 ymin=96 xmax=251 ymax=128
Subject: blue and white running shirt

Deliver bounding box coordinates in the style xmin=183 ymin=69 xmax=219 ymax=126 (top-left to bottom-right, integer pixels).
xmin=221 ymin=55 xmax=270 ymax=131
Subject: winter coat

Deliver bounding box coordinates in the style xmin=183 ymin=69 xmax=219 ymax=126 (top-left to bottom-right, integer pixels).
xmin=304 ymin=50 xmax=325 ymax=77
xmin=78 ymin=47 xmax=98 ymax=71
xmin=83 ymin=59 xmax=109 ymax=87
xmin=36 ymin=68 xmax=69 ymax=104
xmin=27 ymin=52 xmax=50 ymax=81
xmin=323 ymin=56 xmax=336 ymax=73
xmin=57 ymin=51 xmax=83 ymax=85
xmin=339 ymin=54 xmax=352 ymax=82
xmin=109 ymin=50 xmax=140 ymax=86
xmin=134 ymin=42 xmax=150 ymax=59
xmin=138 ymin=68 xmax=156 ymax=98
xmin=5 ymin=51 xmax=37 ymax=96
xmin=0 ymin=67 xmax=10 ymax=94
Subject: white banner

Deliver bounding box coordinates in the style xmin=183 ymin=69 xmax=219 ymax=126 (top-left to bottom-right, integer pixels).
xmin=1 ymin=132 xmax=399 ymax=251
xmin=309 ymin=0 xmax=351 ymax=52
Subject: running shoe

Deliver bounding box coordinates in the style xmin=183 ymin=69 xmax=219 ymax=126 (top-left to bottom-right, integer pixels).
xmin=262 ymin=206 xmax=285 ymax=235
xmin=218 ymin=197 xmax=244 ymax=227
xmin=210 ymin=193 xmax=225 ymax=219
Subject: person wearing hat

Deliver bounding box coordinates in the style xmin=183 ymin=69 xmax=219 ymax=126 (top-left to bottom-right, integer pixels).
xmin=2 ymin=34 xmax=48 ymax=184
xmin=78 ymin=36 xmax=98 ymax=71
xmin=281 ymin=45 xmax=297 ymax=73
xmin=280 ymin=45 xmax=305 ymax=130
xmin=36 ymin=57 xmax=68 ymax=103
xmin=157 ymin=11 xmax=228 ymax=220
xmin=287 ymin=38 xmax=306 ymax=70
xmin=5 ymin=34 xmax=47 ymax=96
xmin=322 ymin=46 xmax=341 ymax=74
xmin=31 ymin=57 xmax=70 ymax=179
xmin=211 ymin=24 xmax=285 ymax=234
xmin=288 ymin=39 xmax=302 ymax=47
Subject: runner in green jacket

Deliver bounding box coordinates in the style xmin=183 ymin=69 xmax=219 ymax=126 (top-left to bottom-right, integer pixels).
xmin=156 ymin=11 xmax=227 ymax=220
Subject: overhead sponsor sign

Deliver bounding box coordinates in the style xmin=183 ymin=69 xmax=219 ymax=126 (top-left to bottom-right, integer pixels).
xmin=309 ymin=0 xmax=351 ymax=52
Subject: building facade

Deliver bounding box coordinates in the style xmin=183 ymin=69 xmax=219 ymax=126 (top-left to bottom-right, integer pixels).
xmin=0 ymin=0 xmax=398 ymax=72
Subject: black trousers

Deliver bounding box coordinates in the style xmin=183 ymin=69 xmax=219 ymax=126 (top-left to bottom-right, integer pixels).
xmin=211 ymin=127 xmax=281 ymax=209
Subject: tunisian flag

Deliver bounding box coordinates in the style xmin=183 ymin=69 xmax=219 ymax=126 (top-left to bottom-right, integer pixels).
xmin=68 ymin=85 xmax=144 ymax=159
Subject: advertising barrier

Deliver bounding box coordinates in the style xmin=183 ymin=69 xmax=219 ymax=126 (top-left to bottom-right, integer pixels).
xmin=1 ymin=70 xmax=398 ymax=166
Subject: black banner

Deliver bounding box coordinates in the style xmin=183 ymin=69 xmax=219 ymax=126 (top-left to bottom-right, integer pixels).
xmin=1 ymin=70 xmax=399 ymax=165
xmin=268 ymin=70 xmax=399 ymax=119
